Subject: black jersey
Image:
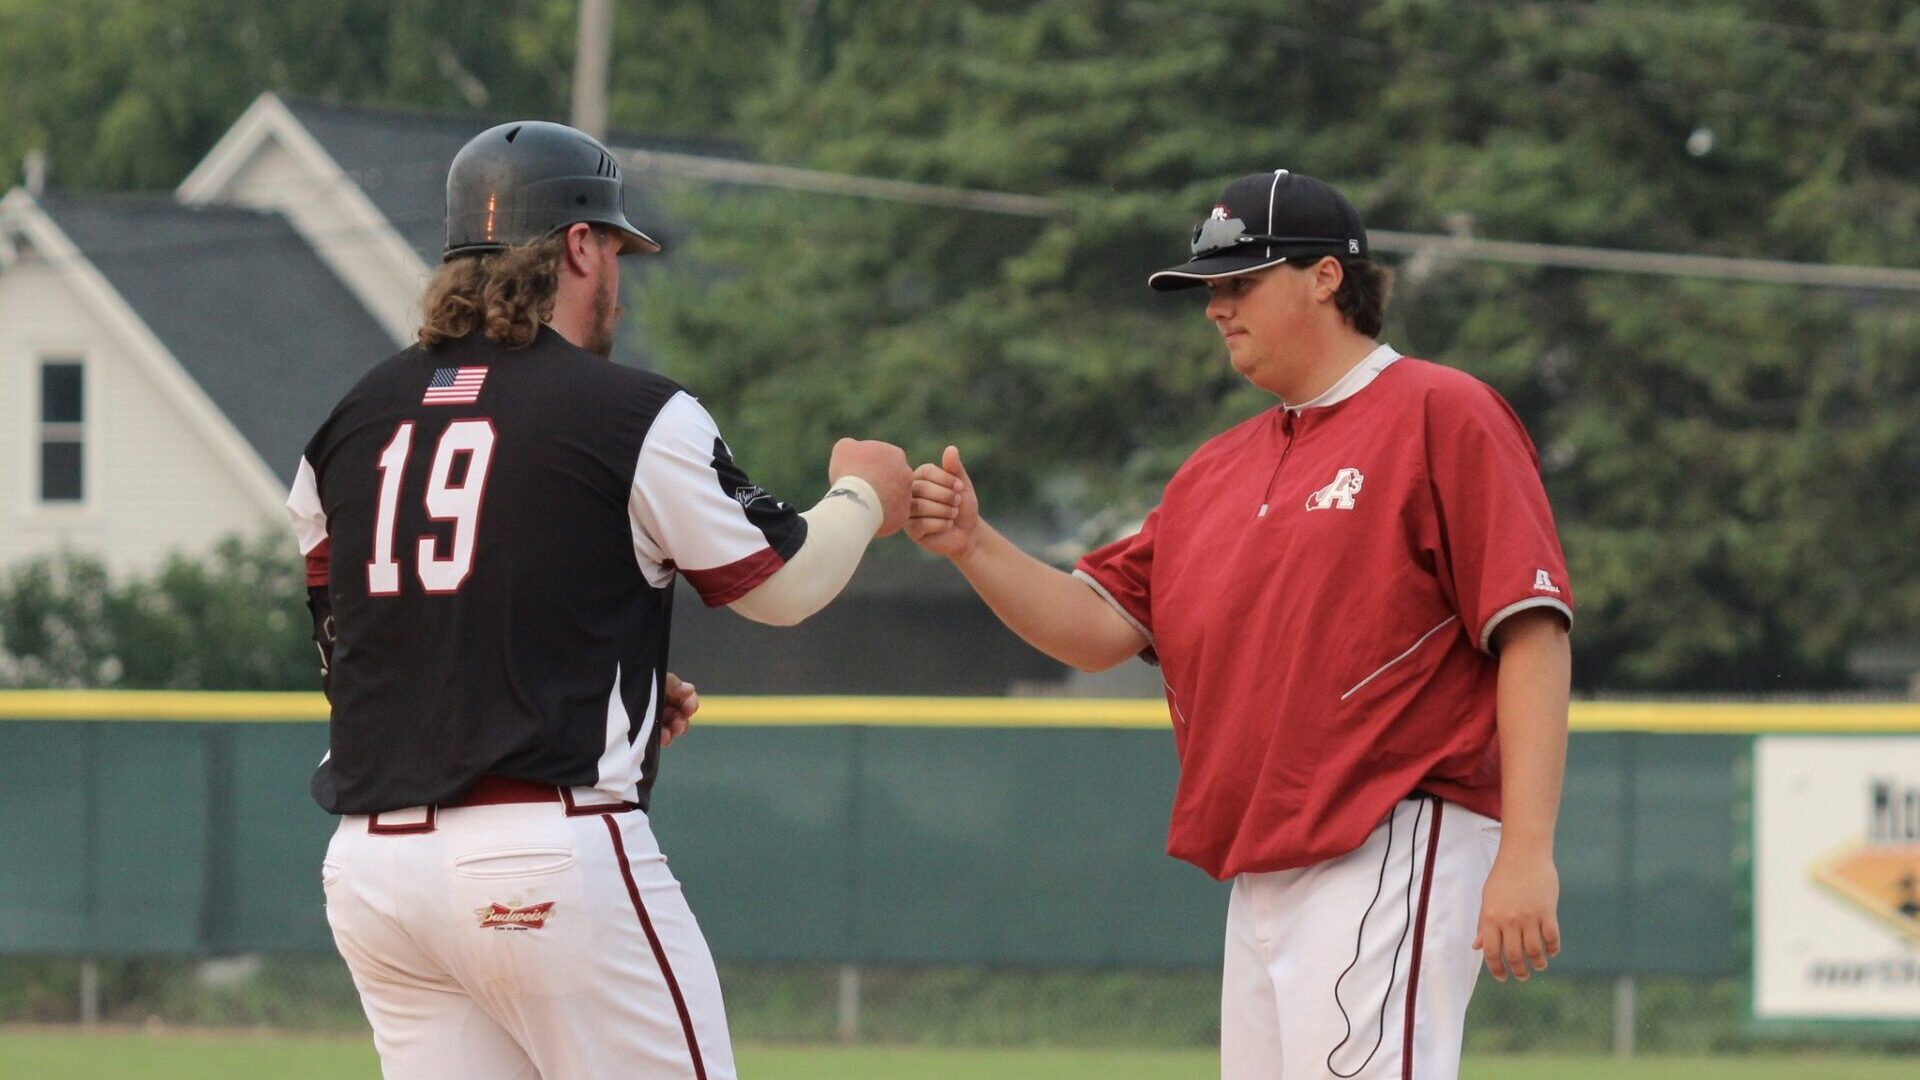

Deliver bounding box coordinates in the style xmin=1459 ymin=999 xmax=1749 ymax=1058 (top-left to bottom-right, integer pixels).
xmin=287 ymin=328 xmax=805 ymax=815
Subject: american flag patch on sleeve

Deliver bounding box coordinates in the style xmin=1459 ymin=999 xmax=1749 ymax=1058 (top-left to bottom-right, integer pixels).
xmin=423 ymin=367 xmax=487 ymax=405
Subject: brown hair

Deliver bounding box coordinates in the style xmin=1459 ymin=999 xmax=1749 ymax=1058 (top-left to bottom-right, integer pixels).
xmin=1333 ymin=258 xmax=1394 ymax=338
xmin=416 ymin=234 xmax=566 ymax=350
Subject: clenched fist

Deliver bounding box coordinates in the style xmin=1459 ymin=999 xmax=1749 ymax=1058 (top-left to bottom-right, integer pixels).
xmin=828 ymin=438 xmax=913 ymax=537
xmin=906 ymin=445 xmax=981 ymax=560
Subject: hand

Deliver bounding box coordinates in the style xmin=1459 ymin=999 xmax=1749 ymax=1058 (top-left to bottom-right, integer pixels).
xmin=906 ymin=445 xmax=981 ymax=561
xmin=1474 ymin=847 xmax=1561 ymax=982
xmin=828 ymin=438 xmax=913 ymax=538
xmin=658 ymin=672 xmax=699 ymax=750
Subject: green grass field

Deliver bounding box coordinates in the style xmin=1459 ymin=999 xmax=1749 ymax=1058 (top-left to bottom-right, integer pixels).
xmin=1 ymin=1030 xmax=1915 ymax=1079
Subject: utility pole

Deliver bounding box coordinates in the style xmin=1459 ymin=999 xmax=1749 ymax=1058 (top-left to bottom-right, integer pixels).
xmin=571 ymin=0 xmax=613 ymax=140
xmin=23 ymin=148 xmax=47 ymax=197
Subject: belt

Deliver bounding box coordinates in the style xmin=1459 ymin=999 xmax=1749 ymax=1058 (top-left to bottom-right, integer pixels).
xmin=367 ymin=775 xmax=636 ymax=835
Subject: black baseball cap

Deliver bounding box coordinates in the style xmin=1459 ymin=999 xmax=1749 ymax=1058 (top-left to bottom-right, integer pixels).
xmin=1148 ymin=170 xmax=1367 ymax=291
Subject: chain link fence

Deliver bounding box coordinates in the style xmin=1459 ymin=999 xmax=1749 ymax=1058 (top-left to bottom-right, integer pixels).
xmin=8 ymin=955 xmax=1917 ymax=1062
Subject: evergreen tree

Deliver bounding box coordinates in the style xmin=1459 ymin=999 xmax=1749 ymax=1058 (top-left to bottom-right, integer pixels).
xmin=1 ymin=0 xmax=1915 ymax=689
xmin=639 ymin=0 xmax=1920 ymax=690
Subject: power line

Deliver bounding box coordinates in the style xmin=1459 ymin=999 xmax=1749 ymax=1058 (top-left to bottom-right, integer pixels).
xmin=11 ymin=150 xmax=1920 ymax=293
xmin=624 ymin=148 xmax=1057 ymax=217
xmin=1369 ymin=230 xmax=1920 ymax=292
xmin=624 ymin=150 xmax=1920 ymax=293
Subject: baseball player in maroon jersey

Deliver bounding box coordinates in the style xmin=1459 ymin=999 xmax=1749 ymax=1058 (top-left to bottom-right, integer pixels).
xmin=907 ymin=170 xmax=1572 ymax=1079
xmin=288 ymin=121 xmax=914 ymax=1079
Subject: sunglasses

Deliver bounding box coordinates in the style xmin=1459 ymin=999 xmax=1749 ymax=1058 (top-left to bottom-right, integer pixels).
xmin=1189 ymin=215 xmax=1349 ymax=260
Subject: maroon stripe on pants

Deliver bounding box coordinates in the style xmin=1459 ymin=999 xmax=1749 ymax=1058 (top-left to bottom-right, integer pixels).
xmin=603 ymin=815 xmax=708 ymax=1080
xmin=1402 ymin=798 xmax=1444 ymax=1080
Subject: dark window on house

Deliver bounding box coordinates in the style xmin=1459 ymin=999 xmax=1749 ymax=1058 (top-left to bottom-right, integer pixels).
xmin=39 ymin=361 xmax=84 ymax=503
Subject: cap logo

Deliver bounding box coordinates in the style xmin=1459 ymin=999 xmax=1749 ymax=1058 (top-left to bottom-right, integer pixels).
xmin=1349 ymin=239 xmax=1360 ymax=254
xmin=1209 ymin=205 xmax=1232 ymax=221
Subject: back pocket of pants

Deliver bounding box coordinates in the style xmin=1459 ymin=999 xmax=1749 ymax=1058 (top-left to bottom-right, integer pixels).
xmin=453 ymin=846 xmax=576 ymax=879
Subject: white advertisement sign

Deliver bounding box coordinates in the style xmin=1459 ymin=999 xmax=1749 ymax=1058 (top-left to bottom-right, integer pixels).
xmin=1753 ymin=737 xmax=1920 ymax=1020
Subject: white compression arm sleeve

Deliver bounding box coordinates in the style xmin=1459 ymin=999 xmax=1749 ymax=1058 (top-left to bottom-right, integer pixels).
xmin=727 ymin=476 xmax=884 ymax=627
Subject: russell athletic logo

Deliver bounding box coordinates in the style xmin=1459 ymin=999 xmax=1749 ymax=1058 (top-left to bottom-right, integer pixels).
xmin=1305 ymin=468 xmax=1365 ymax=511
xmin=475 ymin=901 xmax=557 ymax=931
xmin=1533 ymin=569 xmax=1562 ymax=595
xmin=1813 ymin=778 xmax=1920 ymax=944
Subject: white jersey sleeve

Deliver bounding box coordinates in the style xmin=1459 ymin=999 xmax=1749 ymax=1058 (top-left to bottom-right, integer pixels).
xmin=287 ymin=456 xmax=331 ymax=586
xmin=627 ymin=392 xmax=808 ymax=606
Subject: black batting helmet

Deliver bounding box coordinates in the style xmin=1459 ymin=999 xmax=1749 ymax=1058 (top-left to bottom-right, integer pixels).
xmin=443 ymin=120 xmax=660 ymax=261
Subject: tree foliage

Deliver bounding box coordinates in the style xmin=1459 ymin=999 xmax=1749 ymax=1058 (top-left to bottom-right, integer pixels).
xmin=0 ymin=0 xmax=783 ymax=191
xmin=638 ymin=0 xmax=1920 ymax=691
xmin=1 ymin=1 xmax=1916 ymax=690
xmin=0 ymin=536 xmax=313 ymax=690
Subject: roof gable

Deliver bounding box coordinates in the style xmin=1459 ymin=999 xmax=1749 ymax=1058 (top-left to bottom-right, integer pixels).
xmin=39 ymin=195 xmax=395 ymax=483
xmin=280 ymin=97 xmax=741 ymax=266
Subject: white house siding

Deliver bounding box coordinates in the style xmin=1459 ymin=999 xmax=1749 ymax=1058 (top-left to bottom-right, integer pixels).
xmin=214 ymin=136 xmax=418 ymax=345
xmin=0 ymin=258 xmax=282 ymax=574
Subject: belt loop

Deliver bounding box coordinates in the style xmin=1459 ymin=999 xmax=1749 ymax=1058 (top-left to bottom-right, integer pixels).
xmin=368 ymin=806 xmax=437 ymax=835
xmin=561 ymin=787 xmax=636 ymax=817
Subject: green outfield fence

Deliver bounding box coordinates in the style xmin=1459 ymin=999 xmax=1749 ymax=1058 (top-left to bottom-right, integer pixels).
xmin=3 ymin=693 xmax=1918 ymax=1053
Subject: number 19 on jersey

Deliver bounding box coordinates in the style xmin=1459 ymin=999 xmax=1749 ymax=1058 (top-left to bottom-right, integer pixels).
xmin=368 ymin=419 xmax=497 ymax=595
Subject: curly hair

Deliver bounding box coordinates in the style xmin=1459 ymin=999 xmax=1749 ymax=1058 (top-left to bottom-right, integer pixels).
xmin=416 ymin=234 xmax=566 ymax=350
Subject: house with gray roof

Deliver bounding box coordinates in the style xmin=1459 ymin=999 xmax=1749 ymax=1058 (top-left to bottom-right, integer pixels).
xmin=173 ymin=93 xmax=727 ymax=342
xmin=0 ymin=92 xmax=713 ymax=573
xmin=0 ymin=187 xmax=394 ymax=570
xmin=0 ymin=92 xmax=1091 ymax=694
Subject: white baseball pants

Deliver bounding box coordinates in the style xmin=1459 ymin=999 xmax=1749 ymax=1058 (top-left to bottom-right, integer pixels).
xmin=322 ymin=801 xmax=734 ymax=1080
xmin=1221 ymin=795 xmax=1498 ymax=1080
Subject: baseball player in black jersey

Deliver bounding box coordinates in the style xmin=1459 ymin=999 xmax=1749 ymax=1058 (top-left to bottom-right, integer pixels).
xmin=287 ymin=121 xmax=914 ymax=1079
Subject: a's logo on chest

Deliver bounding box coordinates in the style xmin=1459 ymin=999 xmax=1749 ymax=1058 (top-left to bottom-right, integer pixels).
xmin=1305 ymin=467 xmax=1366 ymax=511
